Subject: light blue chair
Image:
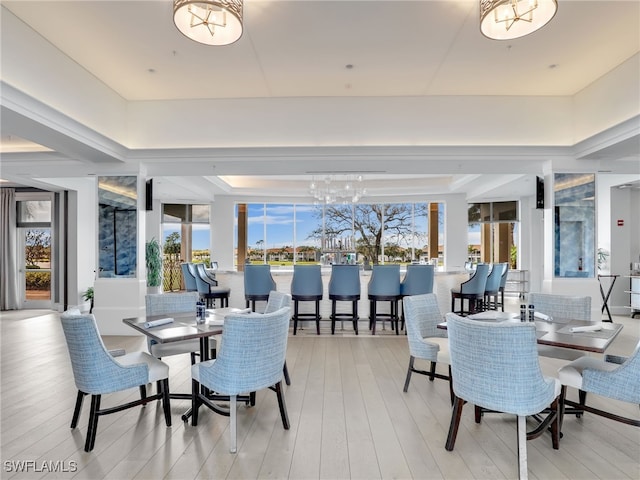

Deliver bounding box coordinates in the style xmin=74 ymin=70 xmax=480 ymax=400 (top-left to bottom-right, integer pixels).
xmin=402 ymin=294 xmax=452 ymax=403
xmin=244 ymin=264 xmax=277 ymax=311
xmin=265 ymin=290 xmax=293 ymax=385
xmin=61 ymin=309 xmax=171 ymax=452
xmin=190 ymin=307 xmax=291 ymax=453
xmin=444 ymin=313 xmax=561 ymax=480
xmin=558 ymin=341 xmax=640 ymax=428
xmin=528 ymin=293 xmax=591 ymax=362
xmin=181 ymin=262 xmax=197 ymax=291
xmin=400 ymin=264 xmax=435 ymax=330
xmin=328 ymin=264 xmax=361 ymax=334
xmin=291 ymin=265 xmax=323 ymax=335
xmin=368 ymin=264 xmax=401 ymax=335
xmin=450 ymin=263 xmax=490 ymax=315
xmin=145 ymin=292 xmax=200 ymax=364
xmin=483 ymin=263 xmax=507 ymax=311
xmin=196 ymin=262 xmax=217 ymax=283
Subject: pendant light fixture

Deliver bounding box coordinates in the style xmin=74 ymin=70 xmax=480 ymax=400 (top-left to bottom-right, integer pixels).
xmin=173 ymin=0 xmax=243 ymax=45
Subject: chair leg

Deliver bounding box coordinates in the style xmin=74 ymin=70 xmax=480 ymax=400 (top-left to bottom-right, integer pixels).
xmin=191 ymin=379 xmax=201 ymax=426
xmin=550 ymin=397 xmax=560 ymax=450
xmin=331 ymin=301 xmax=337 ymax=335
xmin=371 ymin=301 xmax=377 ymax=335
xmin=403 ymin=356 xmax=415 ymax=392
xmin=283 ymin=361 xmax=291 ymax=386
xmin=161 ymin=379 xmax=172 ymax=427
xmin=85 ymin=394 xmax=101 ymax=452
xmin=353 ymin=301 xmax=359 ymax=334
xmin=559 ymin=385 xmax=567 ymax=435
xmin=475 ymin=405 xmax=483 ymax=423
xmin=315 ymin=300 xmax=321 ymax=335
xmin=71 ymin=390 xmax=86 ymax=428
xmin=293 ymin=300 xmax=299 ymax=335
xmin=229 ymin=395 xmax=238 ymax=454
xmin=140 ymin=385 xmax=147 ymax=405
xmin=445 ymin=396 xmax=465 ymax=451
xmin=517 ymin=415 xmax=529 ymax=480
xmin=429 ymin=361 xmax=436 ymax=381
xmin=275 ymin=380 xmax=290 ymax=430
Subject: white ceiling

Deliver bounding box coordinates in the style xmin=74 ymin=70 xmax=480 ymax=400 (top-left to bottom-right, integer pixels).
xmin=1 ymin=0 xmax=639 ymax=201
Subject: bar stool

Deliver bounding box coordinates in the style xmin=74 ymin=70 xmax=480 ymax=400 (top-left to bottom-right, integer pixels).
xmin=368 ymin=264 xmax=401 ymax=335
xmin=328 ymin=264 xmax=360 ymax=335
xmin=483 ymin=263 xmax=506 ymax=311
xmin=244 ymin=264 xmax=276 ymax=311
xmin=450 ymin=263 xmax=490 ymax=316
xmin=291 ymin=264 xmax=323 ymax=335
xmin=194 ymin=267 xmax=230 ymax=308
xmin=400 ymin=264 xmax=435 ymax=331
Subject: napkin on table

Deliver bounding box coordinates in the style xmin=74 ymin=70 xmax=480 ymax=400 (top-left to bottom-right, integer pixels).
xmin=570 ymin=323 xmax=602 ymax=333
xmin=144 ymin=317 xmax=174 ymax=328
xmin=534 ymin=312 xmax=552 ymax=322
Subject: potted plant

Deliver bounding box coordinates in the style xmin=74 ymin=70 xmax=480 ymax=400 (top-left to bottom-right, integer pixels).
xmin=82 ymin=287 xmax=94 ymax=313
xmin=146 ymin=238 xmax=163 ymax=294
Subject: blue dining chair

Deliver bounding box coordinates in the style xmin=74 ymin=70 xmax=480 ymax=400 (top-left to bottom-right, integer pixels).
xmin=264 ymin=290 xmax=293 ymax=386
xmin=558 ymin=340 xmax=640 ymax=428
xmin=194 ymin=264 xmax=231 ymax=308
xmin=190 ymin=307 xmax=291 ymax=453
xmin=445 ymin=312 xmax=562 ymax=480
xmin=450 ymin=263 xmax=490 ymax=315
xmin=61 ymin=309 xmax=172 ymax=452
xmin=290 ymin=264 xmax=323 ymax=335
xmin=402 ymin=294 xmax=452 ymax=403
xmin=145 ymin=292 xmax=200 ymax=364
xmin=368 ymin=264 xmax=402 ymax=335
xmin=244 ymin=264 xmax=277 ymax=311
xmin=328 ymin=264 xmax=361 ymax=334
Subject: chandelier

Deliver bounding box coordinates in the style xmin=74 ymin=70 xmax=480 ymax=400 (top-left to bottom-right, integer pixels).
xmin=309 ymin=175 xmax=366 ymax=205
xmin=173 ymin=0 xmax=243 ymax=46
xmin=480 ymin=0 xmax=558 ymax=40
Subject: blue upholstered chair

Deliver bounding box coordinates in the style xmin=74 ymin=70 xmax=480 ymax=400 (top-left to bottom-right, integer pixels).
xmin=483 ymin=263 xmax=507 ymax=311
xmin=444 ymin=313 xmax=561 ymax=480
xmin=264 ymin=290 xmax=293 ymax=385
xmin=291 ymin=265 xmax=323 ymax=335
xmin=450 ymin=263 xmax=490 ymax=315
xmin=194 ymin=264 xmax=230 ymax=308
xmin=402 ymin=294 xmax=452 ymax=403
xmin=190 ymin=307 xmax=291 ymax=453
xmin=497 ymin=263 xmax=510 ymax=311
xmin=181 ymin=262 xmax=197 ymax=291
xmin=368 ymin=264 xmax=401 ymax=335
xmin=528 ymin=293 xmax=591 ymax=362
xmin=61 ymin=309 xmax=172 ymax=452
xmin=400 ymin=264 xmax=434 ymax=296
xmin=244 ymin=264 xmax=277 ymax=311
xmin=400 ymin=264 xmax=435 ymax=330
xmin=196 ymin=262 xmax=218 ymax=284
xmin=145 ymin=292 xmax=200 ymax=364
xmin=558 ymin=340 xmax=640 ymax=428
xmin=328 ymin=264 xmax=361 ymax=334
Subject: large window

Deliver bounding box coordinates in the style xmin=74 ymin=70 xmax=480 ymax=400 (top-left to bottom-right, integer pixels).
xmin=162 ymin=203 xmax=210 ymax=290
xmin=236 ymin=201 xmax=441 ymax=268
xmin=468 ymin=201 xmax=518 ymax=267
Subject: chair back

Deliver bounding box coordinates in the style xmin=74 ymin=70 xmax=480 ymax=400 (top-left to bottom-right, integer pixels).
xmin=265 ymin=291 xmax=292 ymax=313
xmin=328 ymin=264 xmax=361 ymax=297
xmin=484 ymin=263 xmax=505 ymax=294
xmin=60 ymin=310 xmax=147 ymax=395
xmin=244 ymin=264 xmax=277 ymax=296
xmin=401 ymin=264 xmax=434 ymax=296
xmin=446 ymin=312 xmax=557 ymax=416
xmin=584 ymin=341 xmax=640 ymax=404
xmin=194 ymin=269 xmax=212 ymax=295
xmin=460 ymin=263 xmax=490 ymax=295
xmin=196 ymin=263 xmax=217 ymax=285
xmin=368 ymin=264 xmax=401 ymax=296
xmin=528 ymin=293 xmax=591 ymax=321
xmin=291 ymin=265 xmax=323 ymax=297
xmin=199 ymin=307 xmax=291 ymax=395
xmin=403 ymin=294 xmax=446 ymax=358
xmin=145 ymin=292 xmax=199 ymax=316
xmin=181 ymin=263 xmax=197 ymax=291
xmin=499 ymin=263 xmax=510 ymax=290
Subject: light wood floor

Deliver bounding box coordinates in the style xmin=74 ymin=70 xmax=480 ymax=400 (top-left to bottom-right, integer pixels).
xmin=1 ymin=302 xmax=639 ymax=479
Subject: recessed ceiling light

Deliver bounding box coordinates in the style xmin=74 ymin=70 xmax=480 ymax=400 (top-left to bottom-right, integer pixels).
xmin=548 ymin=64 xmax=559 ymax=69
xmin=345 ymin=64 xmax=353 ymax=69
xmin=148 ymin=68 xmax=156 ymax=74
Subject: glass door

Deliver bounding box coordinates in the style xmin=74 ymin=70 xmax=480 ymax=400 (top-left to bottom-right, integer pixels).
xmin=17 ymin=195 xmax=53 ymax=309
